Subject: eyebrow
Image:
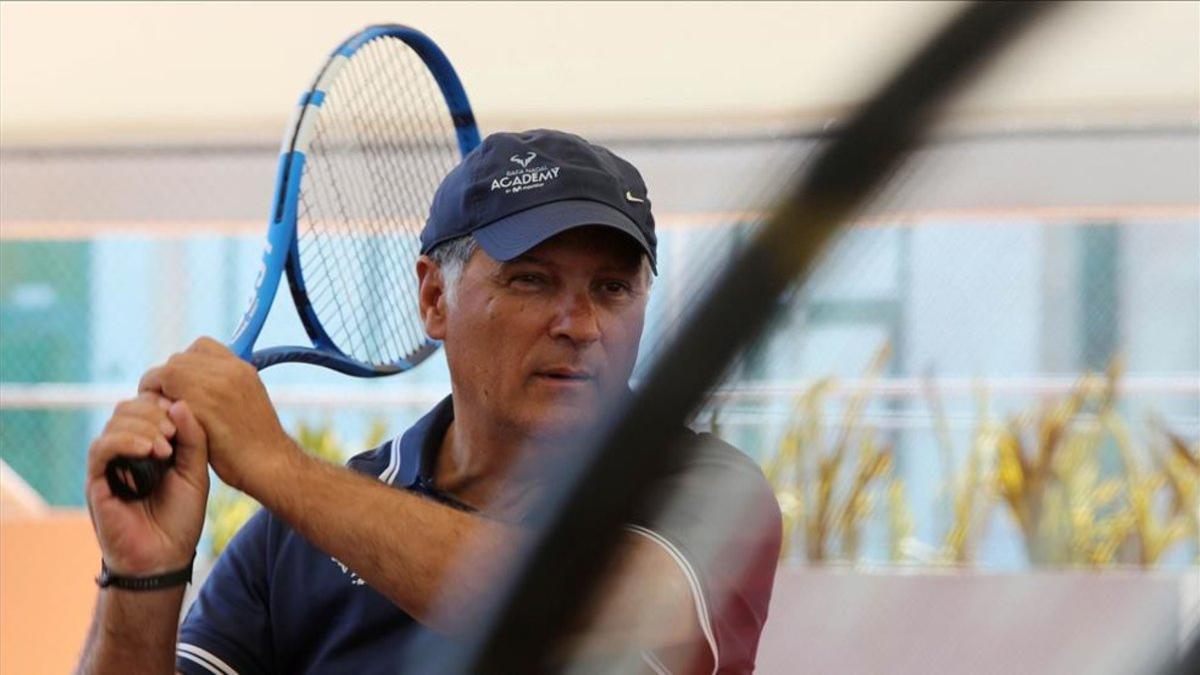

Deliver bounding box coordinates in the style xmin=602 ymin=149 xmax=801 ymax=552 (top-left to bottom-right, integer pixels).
xmin=502 ymin=255 xmax=642 ymax=274
xmin=505 ymin=254 xmax=550 ymax=267
xmin=497 ymin=250 xmax=647 ymax=280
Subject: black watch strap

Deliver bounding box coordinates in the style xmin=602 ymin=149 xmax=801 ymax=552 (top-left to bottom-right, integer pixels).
xmin=97 ymin=555 xmax=195 ymax=591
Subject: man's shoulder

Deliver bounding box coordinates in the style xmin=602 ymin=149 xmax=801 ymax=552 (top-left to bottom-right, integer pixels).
xmin=667 ymin=426 xmax=782 ymax=525
xmin=677 ymin=426 xmax=768 ymax=479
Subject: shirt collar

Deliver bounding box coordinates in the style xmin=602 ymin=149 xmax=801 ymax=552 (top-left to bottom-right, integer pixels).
xmin=393 ymin=395 xmax=455 ymax=489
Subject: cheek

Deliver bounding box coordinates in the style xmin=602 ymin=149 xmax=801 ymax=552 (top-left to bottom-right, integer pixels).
xmin=604 ymin=310 xmax=647 ymax=369
xmin=444 ymin=298 xmax=497 ymax=371
xmin=448 ymin=294 xmax=540 ymax=372
xmin=484 ymin=293 xmax=536 ymax=323
xmin=483 ymin=295 xmax=548 ymax=348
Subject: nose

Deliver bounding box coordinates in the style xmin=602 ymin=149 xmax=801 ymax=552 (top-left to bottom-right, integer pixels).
xmin=549 ymin=289 xmax=602 ymax=345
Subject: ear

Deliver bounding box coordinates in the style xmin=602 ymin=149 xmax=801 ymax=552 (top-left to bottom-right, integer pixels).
xmin=416 ymin=256 xmax=448 ymax=340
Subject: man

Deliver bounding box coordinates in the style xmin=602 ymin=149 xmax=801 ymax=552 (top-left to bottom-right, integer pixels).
xmin=79 ymin=129 xmax=781 ymax=674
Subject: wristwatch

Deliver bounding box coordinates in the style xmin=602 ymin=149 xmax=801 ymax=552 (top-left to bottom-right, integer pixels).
xmin=96 ymin=555 xmax=195 ymax=591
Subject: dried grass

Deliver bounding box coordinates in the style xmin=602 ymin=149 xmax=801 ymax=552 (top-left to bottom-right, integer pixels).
xmin=755 ymin=348 xmax=1198 ymax=568
xmin=762 ymin=343 xmax=900 ymax=563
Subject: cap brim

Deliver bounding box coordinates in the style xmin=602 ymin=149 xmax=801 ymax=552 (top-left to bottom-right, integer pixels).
xmin=471 ymin=199 xmax=657 ymax=273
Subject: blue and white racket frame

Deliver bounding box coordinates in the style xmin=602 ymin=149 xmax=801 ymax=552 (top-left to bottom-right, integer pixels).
xmin=105 ymin=25 xmax=478 ymax=501
xmin=230 ymin=24 xmax=481 ymax=377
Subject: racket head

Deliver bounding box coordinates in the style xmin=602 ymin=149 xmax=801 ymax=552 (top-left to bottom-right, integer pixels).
xmin=232 ymin=24 xmax=480 ymax=376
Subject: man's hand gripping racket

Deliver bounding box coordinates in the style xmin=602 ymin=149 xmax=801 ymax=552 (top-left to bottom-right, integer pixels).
xmin=104 ymin=25 xmax=480 ymax=501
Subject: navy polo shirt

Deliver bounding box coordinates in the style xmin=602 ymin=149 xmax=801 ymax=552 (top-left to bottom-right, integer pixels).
xmin=177 ymin=396 xmax=781 ymax=674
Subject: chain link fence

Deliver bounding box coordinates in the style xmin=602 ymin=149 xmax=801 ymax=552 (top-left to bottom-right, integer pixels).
xmin=2 ymin=131 xmax=1197 ymax=567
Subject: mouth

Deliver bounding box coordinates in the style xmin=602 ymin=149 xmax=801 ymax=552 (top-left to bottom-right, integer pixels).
xmin=533 ymin=368 xmax=595 ymax=384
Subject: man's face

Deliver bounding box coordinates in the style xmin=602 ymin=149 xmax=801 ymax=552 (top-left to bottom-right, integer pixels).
xmin=427 ymin=227 xmax=650 ymax=441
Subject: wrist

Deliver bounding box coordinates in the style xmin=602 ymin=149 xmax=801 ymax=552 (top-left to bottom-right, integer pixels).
xmin=90 ymin=579 xmax=188 ymax=665
xmin=101 ymin=547 xmax=197 ymax=578
xmin=239 ymin=435 xmax=308 ymax=500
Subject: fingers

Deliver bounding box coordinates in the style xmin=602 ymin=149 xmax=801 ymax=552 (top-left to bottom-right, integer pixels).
xmin=167 ymin=399 xmax=209 ymax=478
xmin=87 ymin=430 xmax=160 ymax=482
xmin=108 ymin=414 xmax=175 ymax=456
xmin=139 ymin=343 xmax=237 ymax=400
xmin=106 ymin=392 xmax=167 ymax=423
xmin=106 ymin=395 xmax=175 ymax=441
xmin=187 ymin=336 xmax=231 ymax=356
xmin=88 ymin=393 xmax=177 ymax=480
xmin=128 ymin=342 xmax=270 ymax=494
xmin=138 ymin=365 xmax=166 ymax=395
xmin=139 ymin=356 xmax=201 ymax=399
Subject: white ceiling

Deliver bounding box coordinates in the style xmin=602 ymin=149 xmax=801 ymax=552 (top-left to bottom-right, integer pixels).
xmin=1 ymin=1 xmax=1197 ymax=144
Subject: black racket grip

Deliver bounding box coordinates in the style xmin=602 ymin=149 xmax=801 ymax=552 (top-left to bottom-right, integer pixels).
xmin=105 ymin=455 xmax=174 ymax=501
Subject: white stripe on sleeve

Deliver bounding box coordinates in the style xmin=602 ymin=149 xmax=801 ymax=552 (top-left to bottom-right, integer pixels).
xmin=378 ymin=438 xmax=400 ymax=484
xmin=177 ymin=643 xmax=240 ymax=675
xmin=641 ymin=649 xmax=673 ymax=675
xmin=626 ymin=524 xmax=719 ymax=675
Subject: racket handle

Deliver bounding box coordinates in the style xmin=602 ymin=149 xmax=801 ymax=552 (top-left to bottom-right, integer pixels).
xmin=105 ymin=455 xmax=174 ymax=501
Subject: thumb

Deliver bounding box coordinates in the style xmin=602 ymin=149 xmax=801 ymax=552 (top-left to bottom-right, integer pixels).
xmin=168 ymin=400 xmax=208 ymax=476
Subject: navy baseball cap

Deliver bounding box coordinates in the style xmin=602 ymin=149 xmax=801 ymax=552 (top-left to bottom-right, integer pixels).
xmin=420 ymin=129 xmax=657 ymax=272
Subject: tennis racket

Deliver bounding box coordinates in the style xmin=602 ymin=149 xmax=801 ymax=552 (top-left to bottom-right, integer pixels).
xmin=106 ymin=24 xmax=480 ymax=501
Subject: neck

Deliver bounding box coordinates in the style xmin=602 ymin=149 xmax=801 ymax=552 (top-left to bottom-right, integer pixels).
xmin=433 ymin=407 xmax=545 ymax=518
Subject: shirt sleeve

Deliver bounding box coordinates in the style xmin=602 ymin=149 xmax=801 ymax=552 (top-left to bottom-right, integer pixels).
xmin=630 ymin=431 xmax=783 ymax=675
xmin=177 ymin=509 xmax=274 ymax=675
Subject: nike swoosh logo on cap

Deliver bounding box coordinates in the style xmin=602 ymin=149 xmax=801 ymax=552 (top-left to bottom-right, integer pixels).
xmin=625 ymin=191 xmax=645 ymax=203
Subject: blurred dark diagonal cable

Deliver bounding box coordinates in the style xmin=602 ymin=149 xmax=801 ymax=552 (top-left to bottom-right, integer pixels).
xmin=421 ymin=2 xmax=1058 ymax=673
xmin=1160 ymin=627 xmax=1200 ymax=675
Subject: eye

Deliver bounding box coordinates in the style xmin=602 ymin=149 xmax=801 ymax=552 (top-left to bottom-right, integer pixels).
xmin=598 ymin=280 xmax=633 ymax=297
xmin=509 ymin=273 xmax=548 ymax=289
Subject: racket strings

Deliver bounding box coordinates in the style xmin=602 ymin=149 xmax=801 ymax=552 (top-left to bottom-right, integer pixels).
xmin=296 ymin=35 xmax=460 ymax=367
xmin=308 ymin=53 xmax=411 ymax=366
xmin=344 ymin=44 xmax=438 ymax=352
xmin=299 ymin=135 xmax=375 ymax=347
xmin=299 ymin=136 xmax=399 ymax=364
xmin=359 ymin=45 xmax=455 ymax=329
xmin=358 ymin=49 xmax=443 ymax=359
xmin=299 ymin=179 xmax=396 ymax=362
xmin=373 ymin=55 xmax=458 ymax=349
xmin=307 ymin=72 xmax=409 ymax=363
xmin=341 ymin=39 xmax=450 ymax=359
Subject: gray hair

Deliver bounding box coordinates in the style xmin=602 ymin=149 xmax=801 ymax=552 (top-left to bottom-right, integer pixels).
xmin=426 ymin=235 xmax=478 ymax=303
